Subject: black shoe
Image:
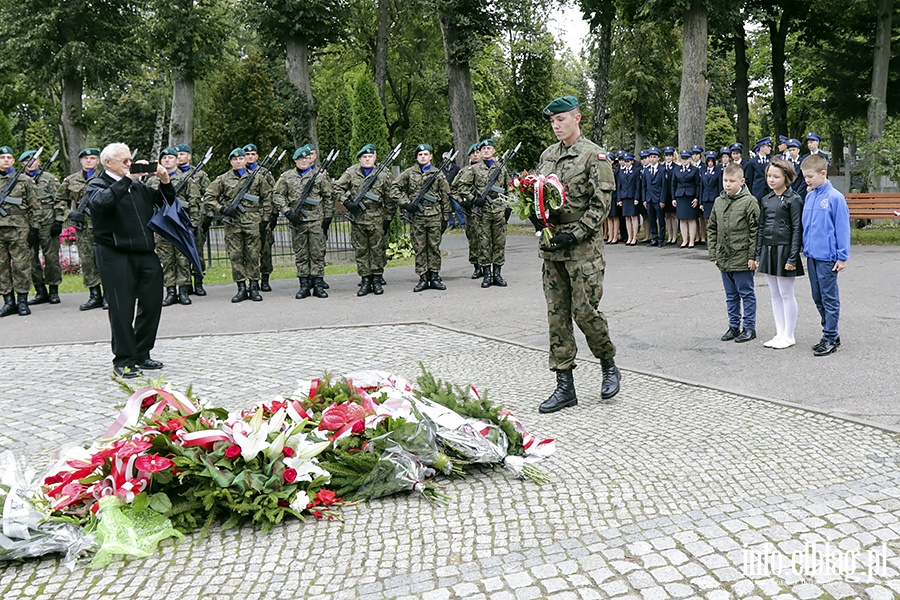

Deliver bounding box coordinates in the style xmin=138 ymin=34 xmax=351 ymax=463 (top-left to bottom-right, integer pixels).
xmin=193 ymin=277 xmax=207 ymax=297
xmin=600 ymin=358 xmax=621 ymax=399
xmin=812 ymin=336 xmax=841 ymax=351
xmin=357 ymin=275 xmax=372 ymax=297
xmin=248 ymin=280 xmax=263 ymax=301
xmin=28 ymin=285 xmax=49 ymax=305
xmin=260 ymin=274 xmax=272 ymax=292
xmin=296 ymin=277 xmax=311 ymax=299
xmin=321 ymin=280 xmax=330 ymax=290
xmin=814 ymin=340 xmax=838 ymax=356
xmin=312 ymin=278 xmax=328 ymax=298
xmin=378 ymin=275 xmax=386 ymax=286
xmin=136 ymin=358 xmax=164 ymax=370
xmin=492 ymin=265 xmax=507 ymax=287
xmin=102 ymin=297 xmax=108 ymax=310
xmin=48 ymin=285 xmax=60 ymax=304
xmin=481 ymin=266 xmax=493 ymax=288
xmin=113 ymin=365 xmax=143 ymax=379
xmin=720 ymin=326 xmax=740 ymax=341
xmin=471 ymin=266 xmax=483 ymax=279
xmin=372 ymin=275 xmax=384 ymax=295
xmin=177 ymin=285 xmax=192 ymax=305
xmin=539 ymin=369 xmax=577 ymax=413
xmin=231 ymin=281 xmax=248 ymax=303
xmin=734 ymin=328 xmax=756 ymax=343
xmin=0 ymin=293 xmax=15 ymax=317
xmin=80 ymin=286 xmax=104 ymax=311
xmin=161 ymin=286 xmax=177 ymax=307
xmin=413 ymin=274 xmax=429 ymax=293
xmin=429 ymin=272 xmax=446 ymax=291
xmin=16 ymin=294 xmax=30 ymax=316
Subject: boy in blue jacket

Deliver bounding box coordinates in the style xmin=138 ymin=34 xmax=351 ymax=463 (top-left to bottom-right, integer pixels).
xmin=801 ymin=154 xmax=849 ymax=356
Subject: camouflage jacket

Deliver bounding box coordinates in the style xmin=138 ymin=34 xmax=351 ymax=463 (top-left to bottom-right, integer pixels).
xmin=333 ymin=165 xmax=396 ymax=226
xmin=146 ymin=169 xmax=202 ymax=226
xmin=204 ymin=169 xmax=272 ymax=225
xmin=178 ymin=166 xmax=212 ymax=218
xmin=57 ymin=170 xmax=99 ymax=225
xmin=536 ymin=135 xmax=616 ymax=261
xmin=0 ymin=170 xmax=39 ymax=229
xmin=274 ymin=166 xmax=334 ymax=222
xmin=30 ymin=170 xmax=63 ymax=224
xmin=393 ymin=164 xmax=451 ymax=220
xmin=454 ymin=160 xmax=510 ymax=215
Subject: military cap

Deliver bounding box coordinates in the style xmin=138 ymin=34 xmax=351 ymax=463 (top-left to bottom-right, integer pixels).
xmin=159 ymin=147 xmax=178 ymax=158
xmin=0 ymin=145 xmax=13 ymax=156
xmin=243 ymin=144 xmax=258 ymax=153
xmin=467 ymin=143 xmax=480 ymax=155
xmin=356 ymin=143 xmax=376 ymax=158
xmin=807 ymin=132 xmax=821 ymax=141
xmin=639 ymin=150 xmax=650 ymax=158
xmin=228 ymin=148 xmax=246 ymax=159
xmin=648 ymin=147 xmax=661 ymax=156
xmin=292 ymin=146 xmax=311 ymax=160
xmin=754 ymin=137 xmax=772 ymax=150
xmin=306 ymin=143 xmax=316 ymax=151
xmin=623 ymin=153 xmax=635 ymax=161
xmin=778 ymin=135 xmax=788 ymax=144
xmin=679 ymin=150 xmax=691 ymax=159
xmin=705 ymin=151 xmax=717 ymax=159
xmin=663 ymin=146 xmax=675 ymax=155
xmin=175 ymin=143 xmax=192 ymax=154
xmin=787 ymin=138 xmax=802 ymax=148
xmin=542 ymin=95 xmax=579 ymax=118
xmin=617 ymin=150 xmax=625 ymax=158
xmin=415 ymin=144 xmax=434 ymax=153
xmin=481 ymin=139 xmax=495 ymax=147
xmin=719 ymin=146 xmax=730 ymax=156
xmin=18 ymin=150 xmax=36 ymax=162
xmin=690 ymin=145 xmax=703 ymax=154
xmin=730 ymin=143 xmax=743 ymax=151
xmin=78 ymin=148 xmax=101 ymax=158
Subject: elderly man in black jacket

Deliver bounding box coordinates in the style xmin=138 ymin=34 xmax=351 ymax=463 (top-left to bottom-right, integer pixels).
xmin=87 ymin=143 xmax=175 ymax=379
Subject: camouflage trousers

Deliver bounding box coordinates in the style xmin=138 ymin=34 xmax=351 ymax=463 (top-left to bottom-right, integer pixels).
xmin=477 ymin=209 xmax=506 ymax=266
xmin=351 ymin=221 xmax=384 ymax=277
xmin=542 ymin=255 xmax=616 ymax=371
xmin=0 ymin=225 xmax=31 ymax=294
xmin=155 ymin=235 xmax=191 ymax=287
xmin=411 ymin=215 xmax=442 ymax=274
xmin=75 ymin=225 xmax=101 ymax=288
xmin=290 ymin=220 xmax=326 ymax=277
xmin=260 ymin=227 xmax=275 ymax=276
xmin=464 ymin=210 xmax=481 ymax=265
xmin=224 ymin=223 xmax=261 ymax=282
xmin=193 ymin=226 xmax=207 ymax=277
xmin=30 ymin=218 xmax=62 ymax=287
xmin=378 ymin=219 xmax=392 ymax=273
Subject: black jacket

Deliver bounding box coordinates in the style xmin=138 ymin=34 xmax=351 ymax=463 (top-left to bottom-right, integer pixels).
xmin=755 ymin=188 xmax=804 ymax=266
xmin=87 ymin=172 xmax=175 ymax=253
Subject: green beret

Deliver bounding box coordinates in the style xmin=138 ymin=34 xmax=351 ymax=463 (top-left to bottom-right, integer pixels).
xmin=467 ymin=143 xmax=480 ymax=155
xmin=306 ymin=144 xmax=316 ymax=151
xmin=78 ymin=148 xmax=101 ymax=158
xmin=292 ymin=146 xmax=312 ymax=160
xmin=356 ymin=143 xmax=376 ymax=158
xmin=242 ymin=144 xmax=258 ymax=153
xmin=0 ymin=146 xmax=13 ymax=156
xmin=415 ymin=144 xmax=433 ymax=153
xmin=18 ymin=150 xmax=36 ymax=162
xmin=228 ymin=148 xmax=246 ymax=159
xmin=542 ymin=95 xmax=579 ymax=118
xmin=481 ymin=139 xmax=495 ymax=147
xmin=159 ymin=147 xmax=178 ymax=158
xmin=174 ymin=143 xmax=192 ymax=154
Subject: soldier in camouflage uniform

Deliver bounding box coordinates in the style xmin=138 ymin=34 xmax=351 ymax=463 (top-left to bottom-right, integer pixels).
xmin=275 ymin=146 xmax=333 ymax=299
xmin=534 ymin=96 xmax=621 ymax=414
xmin=452 ymin=143 xmax=484 ymax=279
xmin=58 ymin=148 xmax=104 ymax=310
xmin=146 ymin=148 xmax=199 ymax=307
xmin=176 ymin=144 xmax=211 ymax=296
xmin=334 ymin=144 xmax=396 ymax=296
xmin=20 ymin=150 xmax=62 ymax=306
xmin=244 ymin=144 xmax=278 ymax=292
xmin=0 ymin=146 xmax=40 ymax=316
xmin=395 ymin=143 xmax=451 ymax=292
xmin=203 ymin=148 xmax=271 ymax=303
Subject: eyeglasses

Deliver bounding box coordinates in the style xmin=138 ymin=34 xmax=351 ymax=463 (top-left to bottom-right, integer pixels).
xmin=111 ymin=157 xmax=133 ymax=164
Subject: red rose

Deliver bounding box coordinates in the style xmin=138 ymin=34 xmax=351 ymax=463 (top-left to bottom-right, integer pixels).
xmin=315 ymin=489 xmax=337 ymax=506
xmin=283 ymin=468 xmax=298 ymax=483
xmin=351 ymin=419 xmax=365 ymax=434
xmin=282 ymin=446 xmax=295 ymax=458
xmin=224 ymin=445 xmax=241 ymax=460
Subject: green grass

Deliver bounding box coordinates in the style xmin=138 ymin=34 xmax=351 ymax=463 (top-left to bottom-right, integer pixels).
xmin=850 ymin=224 xmax=900 ymax=245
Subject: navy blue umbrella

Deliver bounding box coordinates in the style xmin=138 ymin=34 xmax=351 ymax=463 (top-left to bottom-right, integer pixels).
xmin=148 ymin=199 xmax=203 ymax=274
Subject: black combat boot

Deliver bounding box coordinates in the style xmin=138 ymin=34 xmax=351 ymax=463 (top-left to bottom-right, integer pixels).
xmin=260 ymin=274 xmax=272 ymax=292
xmin=413 ymin=273 xmax=429 ymax=293
xmin=295 ymin=277 xmax=311 ymax=299
xmin=357 ymin=275 xmax=372 ymax=297
xmin=378 ymin=275 xmax=386 ymax=286
xmin=321 ymin=280 xmax=330 ymax=290
xmin=600 ymin=358 xmax=621 ymax=400
xmin=471 ymin=265 xmax=482 ymax=279
xmin=162 ymin=286 xmax=177 ymax=307
xmin=177 ymin=285 xmax=192 ymax=305
xmin=28 ymin=284 xmax=49 ymax=305
xmin=17 ymin=293 xmax=31 ymax=316
xmin=231 ymin=281 xmax=248 ymax=303
xmin=193 ymin=276 xmax=207 ymax=297
xmin=248 ymin=280 xmax=263 ymax=301
xmin=492 ymin=265 xmax=507 ymax=287
xmin=102 ymin=295 xmax=108 ymax=310
xmin=429 ymin=271 xmax=446 ymax=291
xmin=48 ymin=285 xmax=60 ymax=304
xmin=312 ymin=278 xmax=328 ymax=298
xmin=539 ymin=369 xmax=577 ymax=413
xmin=372 ymin=274 xmax=384 ymax=295
xmin=0 ymin=293 xmax=16 ymax=317
xmin=80 ymin=286 xmax=103 ymax=311
xmin=481 ymin=266 xmax=493 ymax=288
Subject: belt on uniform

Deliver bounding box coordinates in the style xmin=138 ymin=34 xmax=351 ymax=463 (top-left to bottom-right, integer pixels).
xmin=549 ymin=209 xmax=585 ymax=225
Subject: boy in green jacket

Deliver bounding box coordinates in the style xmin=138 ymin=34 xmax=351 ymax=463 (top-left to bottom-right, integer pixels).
xmin=707 ymin=162 xmax=760 ymax=343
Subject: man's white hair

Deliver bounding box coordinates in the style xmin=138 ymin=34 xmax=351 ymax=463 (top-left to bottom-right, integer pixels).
xmin=100 ymin=142 xmax=130 ymax=166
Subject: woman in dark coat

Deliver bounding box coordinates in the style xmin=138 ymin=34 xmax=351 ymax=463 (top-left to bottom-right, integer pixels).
xmin=671 ymin=150 xmax=701 ymax=247
xmin=752 ymin=158 xmax=805 ymax=349
xmin=615 ymin=154 xmax=641 ymax=245
xmin=699 ymin=152 xmax=720 ymax=243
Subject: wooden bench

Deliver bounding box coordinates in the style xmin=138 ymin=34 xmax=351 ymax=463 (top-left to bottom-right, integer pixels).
xmin=844 ymin=193 xmax=900 ymax=220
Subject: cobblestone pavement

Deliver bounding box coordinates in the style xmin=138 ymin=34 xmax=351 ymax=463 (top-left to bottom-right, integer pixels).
xmin=2 ymin=324 xmax=899 ymax=599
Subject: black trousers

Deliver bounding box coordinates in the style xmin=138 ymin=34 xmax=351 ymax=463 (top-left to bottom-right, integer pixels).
xmin=94 ymin=244 xmax=163 ymax=368
xmin=646 ymin=201 xmax=666 ymax=243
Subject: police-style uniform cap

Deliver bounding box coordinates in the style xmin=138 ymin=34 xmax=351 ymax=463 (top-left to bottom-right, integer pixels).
xmin=415 ymin=144 xmax=433 ymax=153
xmin=78 ymin=148 xmax=101 ymax=158
xmin=542 ymin=95 xmax=579 ymax=118
xmin=705 ymin=151 xmax=717 ymax=159
xmin=357 ymin=143 xmax=376 ymax=158
xmin=159 ymin=147 xmax=178 ymax=158
xmin=467 ymin=143 xmax=480 ymax=155
xmin=243 ymin=144 xmax=258 ymax=153
xmin=787 ymin=138 xmax=802 ymax=148
xmin=292 ymin=146 xmax=311 ymax=160
xmin=778 ymin=135 xmax=788 ymax=144
xmin=228 ymin=148 xmax=246 ymax=159
xmin=719 ymin=146 xmax=730 ymax=156
xmin=617 ymin=150 xmax=625 ymax=158
xmin=481 ymin=139 xmax=495 ymax=147
xmin=807 ymin=132 xmax=821 ymax=141
xmin=648 ymin=147 xmax=661 ymax=156
xmin=623 ymin=153 xmax=635 ymax=161
xmin=690 ymin=145 xmax=703 ymax=154
xmin=663 ymin=146 xmax=675 ymax=155
xmin=679 ymin=150 xmax=691 ymax=159
xmin=175 ymin=143 xmax=192 ymax=154
xmin=730 ymin=143 xmax=743 ymax=151
xmin=18 ymin=150 xmax=36 ymax=162
xmin=639 ymin=150 xmax=650 ymax=158
xmin=754 ymin=137 xmax=772 ymax=150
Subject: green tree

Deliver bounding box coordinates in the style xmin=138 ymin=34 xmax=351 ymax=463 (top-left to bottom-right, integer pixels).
xmin=349 ymin=74 xmax=389 ymax=159
xmin=0 ymin=112 xmax=13 ymax=147
xmin=24 ymin=119 xmax=58 ymax=169
xmin=705 ymin=106 xmax=735 ymax=152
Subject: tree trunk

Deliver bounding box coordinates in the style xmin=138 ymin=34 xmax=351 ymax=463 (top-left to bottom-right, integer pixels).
xmin=285 ymin=35 xmax=319 ymax=148
xmin=374 ymin=0 xmax=389 ymax=108
xmin=867 ymin=0 xmax=892 ymax=143
xmin=60 ymin=74 xmax=85 ymax=174
xmin=439 ymin=18 xmax=478 ymax=168
xmin=768 ymin=16 xmax=789 ymax=139
xmin=152 ymin=94 xmax=166 ymax=158
xmin=168 ymin=70 xmax=194 ymax=146
xmin=830 ymin=127 xmax=844 ymax=171
xmin=678 ymin=0 xmax=708 ymax=149
xmin=590 ymin=16 xmax=613 ymax=145
xmin=733 ymin=22 xmax=750 ymax=159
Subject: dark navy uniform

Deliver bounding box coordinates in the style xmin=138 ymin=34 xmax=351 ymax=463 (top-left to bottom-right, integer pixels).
xmin=700 ymin=154 xmax=721 ymax=220
xmin=641 ymin=148 xmax=666 ymax=246
xmin=671 ymin=158 xmax=701 ymax=220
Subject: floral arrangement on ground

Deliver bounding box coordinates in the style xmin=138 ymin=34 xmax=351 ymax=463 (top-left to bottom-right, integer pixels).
xmin=0 ymin=365 xmax=554 ymax=568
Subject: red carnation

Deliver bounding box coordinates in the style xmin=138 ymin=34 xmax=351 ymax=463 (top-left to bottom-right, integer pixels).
xmin=283 ymin=468 xmax=298 ymax=483
xmin=224 ymin=445 xmax=241 ymax=460
xmin=282 ymin=446 xmax=295 ymax=458
xmin=315 ymin=489 xmax=337 ymax=506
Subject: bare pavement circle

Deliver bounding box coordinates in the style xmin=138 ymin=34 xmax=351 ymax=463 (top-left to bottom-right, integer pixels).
xmin=1 ymin=323 xmax=900 ymax=599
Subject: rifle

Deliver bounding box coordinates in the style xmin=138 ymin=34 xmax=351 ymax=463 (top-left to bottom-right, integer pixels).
xmin=0 ymin=147 xmax=42 ymax=218
xmin=400 ymin=149 xmax=458 ymax=223
xmin=173 ymin=146 xmax=213 ymax=199
xmin=342 ymin=143 xmax=402 ymax=221
xmin=287 ymin=149 xmax=339 ymax=228
xmin=69 ymin=148 xmax=138 ymax=229
xmin=31 ymin=149 xmax=59 ymax=185
xmin=473 ymin=142 xmax=521 ymax=214
xmin=221 ymin=146 xmax=279 ymax=225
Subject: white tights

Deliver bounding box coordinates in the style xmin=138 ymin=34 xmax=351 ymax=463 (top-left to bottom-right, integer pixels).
xmin=766 ymin=274 xmax=798 ymax=340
